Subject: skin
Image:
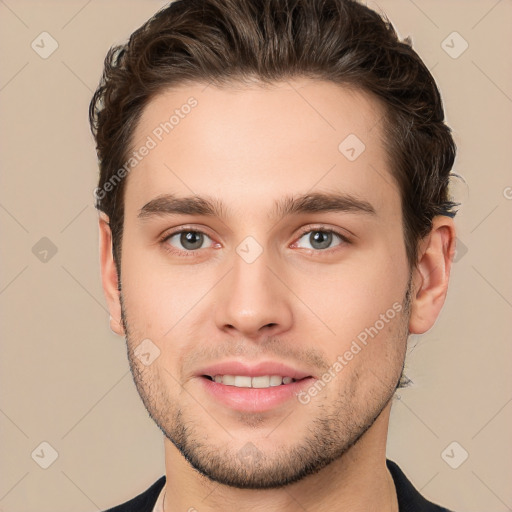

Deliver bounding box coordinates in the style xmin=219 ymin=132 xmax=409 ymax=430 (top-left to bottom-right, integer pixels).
xmin=98 ymin=79 xmax=455 ymax=512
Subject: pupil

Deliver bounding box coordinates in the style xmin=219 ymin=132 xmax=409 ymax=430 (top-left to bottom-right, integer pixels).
xmin=310 ymin=231 xmax=331 ymax=250
xmin=181 ymin=231 xmax=203 ymax=250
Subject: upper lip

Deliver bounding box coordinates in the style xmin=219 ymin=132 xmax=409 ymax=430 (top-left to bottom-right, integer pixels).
xmin=197 ymin=360 xmax=314 ymax=380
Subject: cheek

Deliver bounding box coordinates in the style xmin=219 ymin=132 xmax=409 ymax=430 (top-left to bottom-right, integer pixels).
xmin=121 ymin=239 xmax=208 ymax=324
xmin=120 ymin=218 xmax=218 ymax=347
xmin=294 ymin=253 xmax=408 ymax=348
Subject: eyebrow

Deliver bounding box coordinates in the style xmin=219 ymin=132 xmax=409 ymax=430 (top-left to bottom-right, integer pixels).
xmin=137 ymin=191 xmax=376 ymax=222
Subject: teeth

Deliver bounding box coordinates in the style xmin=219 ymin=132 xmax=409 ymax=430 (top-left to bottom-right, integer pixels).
xmin=269 ymin=375 xmax=283 ymax=386
xmin=222 ymin=375 xmax=236 ymax=385
xmin=252 ymin=376 xmax=270 ymax=388
xmin=234 ymin=376 xmax=252 ymax=388
xmin=211 ymin=375 xmax=296 ymax=388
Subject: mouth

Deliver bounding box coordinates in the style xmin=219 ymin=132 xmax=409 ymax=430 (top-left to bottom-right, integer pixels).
xmin=196 ymin=361 xmax=316 ymax=412
xmin=201 ymin=374 xmax=307 ymax=388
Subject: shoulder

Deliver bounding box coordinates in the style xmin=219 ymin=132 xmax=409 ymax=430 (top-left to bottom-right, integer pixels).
xmin=102 ymin=476 xmax=166 ymax=512
xmin=387 ymin=459 xmax=453 ymax=512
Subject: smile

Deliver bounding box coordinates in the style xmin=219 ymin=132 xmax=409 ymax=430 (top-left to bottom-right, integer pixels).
xmin=203 ymin=375 xmax=300 ymax=388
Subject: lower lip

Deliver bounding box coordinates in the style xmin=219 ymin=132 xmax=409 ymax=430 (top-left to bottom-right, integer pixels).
xmin=199 ymin=376 xmax=316 ymax=413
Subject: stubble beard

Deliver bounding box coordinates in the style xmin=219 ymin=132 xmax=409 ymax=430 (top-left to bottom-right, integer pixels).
xmin=120 ymin=282 xmax=411 ymax=489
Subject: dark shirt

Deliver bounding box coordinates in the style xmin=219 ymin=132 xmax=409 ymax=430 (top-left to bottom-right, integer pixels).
xmin=103 ymin=459 xmax=452 ymax=511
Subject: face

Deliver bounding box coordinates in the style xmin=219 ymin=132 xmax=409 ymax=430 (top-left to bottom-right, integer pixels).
xmin=112 ymin=80 xmax=413 ymax=488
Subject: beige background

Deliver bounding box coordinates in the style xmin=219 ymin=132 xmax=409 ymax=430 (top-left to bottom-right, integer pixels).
xmin=1 ymin=1 xmax=511 ymax=511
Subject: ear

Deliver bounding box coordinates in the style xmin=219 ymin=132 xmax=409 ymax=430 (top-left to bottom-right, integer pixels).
xmin=409 ymin=216 xmax=456 ymax=334
xmin=98 ymin=212 xmax=125 ymax=336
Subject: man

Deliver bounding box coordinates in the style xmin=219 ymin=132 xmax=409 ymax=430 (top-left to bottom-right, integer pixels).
xmin=89 ymin=0 xmax=458 ymax=510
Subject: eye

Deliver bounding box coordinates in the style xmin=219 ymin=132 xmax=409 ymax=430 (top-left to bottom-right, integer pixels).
xmin=163 ymin=229 xmax=215 ymax=253
xmin=294 ymin=228 xmax=347 ymax=251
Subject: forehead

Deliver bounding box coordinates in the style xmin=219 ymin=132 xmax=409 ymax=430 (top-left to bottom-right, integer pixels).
xmin=124 ymin=79 xmax=399 ymax=222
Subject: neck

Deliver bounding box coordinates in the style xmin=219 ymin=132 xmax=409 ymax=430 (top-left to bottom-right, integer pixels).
xmin=162 ymin=402 xmax=397 ymax=512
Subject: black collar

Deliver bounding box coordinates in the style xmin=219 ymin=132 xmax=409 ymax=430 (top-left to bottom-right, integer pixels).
xmin=386 ymin=459 xmax=452 ymax=511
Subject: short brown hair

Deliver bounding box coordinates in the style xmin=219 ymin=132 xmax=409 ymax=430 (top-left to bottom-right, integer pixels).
xmin=89 ymin=0 xmax=457 ymax=274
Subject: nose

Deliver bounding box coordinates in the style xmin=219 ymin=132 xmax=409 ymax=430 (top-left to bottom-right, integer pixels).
xmin=214 ymin=249 xmax=294 ymax=340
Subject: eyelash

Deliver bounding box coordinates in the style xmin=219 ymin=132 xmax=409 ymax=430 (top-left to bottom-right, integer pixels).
xmin=159 ymin=225 xmax=351 ymax=257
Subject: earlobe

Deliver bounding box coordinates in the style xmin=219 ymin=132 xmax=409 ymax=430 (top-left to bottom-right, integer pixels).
xmin=98 ymin=212 xmax=125 ymax=336
xmin=409 ymin=216 xmax=456 ymax=335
